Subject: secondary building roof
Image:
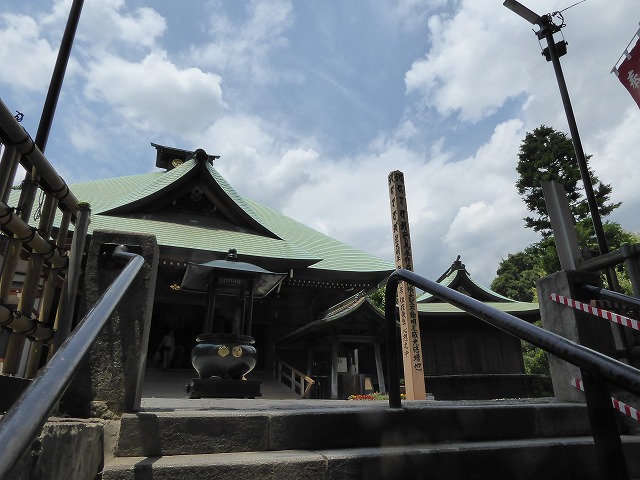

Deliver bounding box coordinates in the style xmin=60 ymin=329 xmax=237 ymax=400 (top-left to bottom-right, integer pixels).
xmin=416 ymin=257 xmax=539 ymax=320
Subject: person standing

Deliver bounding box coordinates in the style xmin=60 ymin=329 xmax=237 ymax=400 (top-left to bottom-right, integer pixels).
xmin=157 ymin=331 xmax=175 ymax=369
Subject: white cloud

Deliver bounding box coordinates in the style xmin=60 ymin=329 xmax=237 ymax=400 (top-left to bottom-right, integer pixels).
xmin=84 ymin=52 xmax=224 ymax=136
xmin=188 ymin=0 xmax=294 ymax=84
xmin=382 ymin=0 xmax=450 ymax=31
xmin=590 ymin=106 xmax=640 ymax=234
xmin=404 ymin=2 xmax=540 ymax=122
xmin=43 ymin=0 xmax=166 ymax=53
xmin=3 ymin=0 xmax=639 ymax=289
xmin=0 ymin=14 xmax=58 ymax=92
xmin=80 ymin=2 xmax=166 ymax=52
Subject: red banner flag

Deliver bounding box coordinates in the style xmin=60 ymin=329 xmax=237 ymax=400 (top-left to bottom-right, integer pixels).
xmin=616 ymin=37 xmax=640 ymax=109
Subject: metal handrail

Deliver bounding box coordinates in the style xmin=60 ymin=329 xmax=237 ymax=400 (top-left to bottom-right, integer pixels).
xmin=384 ymin=269 xmax=640 ymax=408
xmin=385 ymin=268 xmax=640 ymax=479
xmin=0 ymin=246 xmax=144 ymax=479
xmin=583 ymin=284 xmax=640 ymax=310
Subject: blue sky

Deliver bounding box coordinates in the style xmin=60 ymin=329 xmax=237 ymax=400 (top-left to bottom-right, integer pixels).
xmin=1 ymin=1 xmax=639 ymax=286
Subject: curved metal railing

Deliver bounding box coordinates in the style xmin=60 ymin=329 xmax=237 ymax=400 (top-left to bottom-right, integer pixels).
xmin=384 ymin=269 xmax=640 ymax=408
xmin=0 ymin=246 xmax=144 ymax=479
xmin=384 ymin=268 xmax=640 ymax=479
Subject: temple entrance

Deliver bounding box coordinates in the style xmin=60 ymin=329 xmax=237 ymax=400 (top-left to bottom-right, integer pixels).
xmin=148 ymin=303 xmax=205 ymax=369
xmin=251 ymin=322 xmax=269 ymax=372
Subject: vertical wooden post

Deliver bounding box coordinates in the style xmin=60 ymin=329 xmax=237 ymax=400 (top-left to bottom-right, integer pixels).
xmin=374 ymin=342 xmax=386 ymax=394
xmin=330 ymin=336 xmax=339 ymax=399
xmin=388 ymin=170 xmax=426 ymax=400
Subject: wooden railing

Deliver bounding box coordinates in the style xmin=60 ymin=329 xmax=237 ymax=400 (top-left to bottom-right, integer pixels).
xmin=0 ymin=96 xmax=89 ymax=379
xmin=275 ymin=358 xmax=315 ymax=398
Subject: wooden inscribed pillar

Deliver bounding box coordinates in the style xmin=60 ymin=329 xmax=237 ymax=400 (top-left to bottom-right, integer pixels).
xmin=388 ymin=171 xmax=426 ymax=400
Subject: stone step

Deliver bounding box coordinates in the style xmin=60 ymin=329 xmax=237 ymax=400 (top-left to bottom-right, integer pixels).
xmin=116 ymin=401 xmax=593 ymax=457
xmin=103 ymin=436 xmax=640 ymax=480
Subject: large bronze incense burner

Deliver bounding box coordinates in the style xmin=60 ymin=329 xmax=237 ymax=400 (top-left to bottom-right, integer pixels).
xmin=180 ymin=249 xmax=285 ymax=398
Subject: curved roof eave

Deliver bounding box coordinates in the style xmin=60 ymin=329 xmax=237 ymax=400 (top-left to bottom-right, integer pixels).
xmin=98 ymin=160 xmax=280 ymax=239
xmin=417 ymin=300 xmax=539 ymax=319
xmin=417 ymin=264 xmax=515 ymax=304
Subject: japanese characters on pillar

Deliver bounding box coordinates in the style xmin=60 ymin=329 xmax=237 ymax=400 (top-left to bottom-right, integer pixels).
xmin=388 ymin=170 xmax=426 ymax=400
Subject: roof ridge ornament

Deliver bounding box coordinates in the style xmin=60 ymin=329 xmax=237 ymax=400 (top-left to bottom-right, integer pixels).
xmin=151 ymin=143 xmax=219 ymax=170
xmin=190 ymin=148 xmax=209 ymax=163
xmin=452 ymin=255 xmax=465 ymax=271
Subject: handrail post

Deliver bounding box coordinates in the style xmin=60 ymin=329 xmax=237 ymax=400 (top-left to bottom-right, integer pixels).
xmin=621 ymin=243 xmax=640 ymax=298
xmin=385 ymin=273 xmax=402 ymax=408
xmin=0 ymin=145 xmax=20 ymax=202
xmin=537 ymin=270 xmax=617 ymax=402
xmin=3 ymin=193 xmax=59 ymax=375
xmin=23 ymin=194 xmax=61 ymax=378
xmin=581 ymin=371 xmax=629 ymax=480
xmin=59 ymin=231 xmax=158 ymax=416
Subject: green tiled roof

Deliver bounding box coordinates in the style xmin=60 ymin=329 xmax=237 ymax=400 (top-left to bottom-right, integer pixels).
xmin=417 ymin=301 xmax=539 ymax=316
xmin=66 ymin=161 xmax=394 ymax=275
xmin=413 ymin=258 xmax=538 ymax=317
xmin=417 ymin=260 xmax=514 ymax=303
xmin=97 ymin=160 xmax=197 ymax=213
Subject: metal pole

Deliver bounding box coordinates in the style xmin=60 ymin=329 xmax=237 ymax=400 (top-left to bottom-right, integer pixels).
xmin=34 ymin=0 xmax=85 ymax=152
xmin=621 ymin=243 xmax=640 ymax=297
xmin=539 ymin=21 xmax=609 ymax=257
xmin=0 ymin=146 xmax=20 ymax=202
xmin=580 ymin=371 xmax=629 ymax=480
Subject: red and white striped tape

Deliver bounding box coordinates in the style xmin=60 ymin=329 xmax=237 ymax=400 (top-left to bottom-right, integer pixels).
xmin=550 ymin=293 xmax=640 ymax=332
xmin=571 ymin=377 xmax=639 ymax=422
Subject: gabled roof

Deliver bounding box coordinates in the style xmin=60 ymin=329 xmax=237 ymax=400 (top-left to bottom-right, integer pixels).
xmin=66 ymin=145 xmax=395 ymax=277
xmin=97 ymin=158 xmax=279 ymax=239
xmin=415 ymin=257 xmax=539 ymax=320
xmin=278 ymin=290 xmax=385 ymax=343
xmin=417 ymin=257 xmax=514 ymax=303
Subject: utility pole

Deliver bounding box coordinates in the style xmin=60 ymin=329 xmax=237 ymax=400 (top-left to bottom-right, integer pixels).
xmin=503 ymin=0 xmax=610 ymax=260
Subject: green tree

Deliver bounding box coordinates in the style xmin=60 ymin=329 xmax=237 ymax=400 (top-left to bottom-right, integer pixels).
xmin=367 ymin=286 xmax=385 ymax=312
xmin=515 ymin=125 xmax=620 ymax=237
xmin=493 ymin=125 xmax=636 ymax=378
xmin=491 ymin=246 xmax=546 ymax=302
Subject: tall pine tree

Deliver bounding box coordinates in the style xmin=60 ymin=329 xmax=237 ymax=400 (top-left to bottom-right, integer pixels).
xmin=515 ymin=125 xmax=620 ymax=238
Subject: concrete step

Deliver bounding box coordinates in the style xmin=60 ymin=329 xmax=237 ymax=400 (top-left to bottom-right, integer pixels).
xmin=116 ymin=401 xmax=593 ymax=457
xmin=103 ymin=436 xmax=640 ymax=480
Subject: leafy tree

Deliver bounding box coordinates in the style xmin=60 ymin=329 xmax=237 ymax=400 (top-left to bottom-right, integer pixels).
xmin=493 ymin=125 xmax=637 ymax=379
xmin=522 ymin=327 xmax=550 ymax=376
xmin=491 ymin=246 xmax=546 ymax=302
xmin=367 ymin=286 xmax=385 ymax=312
xmin=515 ymin=125 xmax=620 ymax=237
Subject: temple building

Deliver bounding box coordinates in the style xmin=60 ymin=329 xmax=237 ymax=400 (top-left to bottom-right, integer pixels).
xmin=67 ymin=144 xmax=394 ymax=385
xmin=62 ymin=144 xmax=542 ymax=400
xmin=279 ymin=257 xmax=543 ymax=399
xmin=416 ymin=258 xmax=543 ymax=399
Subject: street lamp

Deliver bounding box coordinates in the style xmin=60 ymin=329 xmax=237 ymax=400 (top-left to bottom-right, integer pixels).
xmin=503 ymin=0 xmax=610 ymax=259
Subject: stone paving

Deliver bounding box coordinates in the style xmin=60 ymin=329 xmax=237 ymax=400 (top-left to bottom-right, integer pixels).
xmin=140 ymin=367 xmax=561 ymax=413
